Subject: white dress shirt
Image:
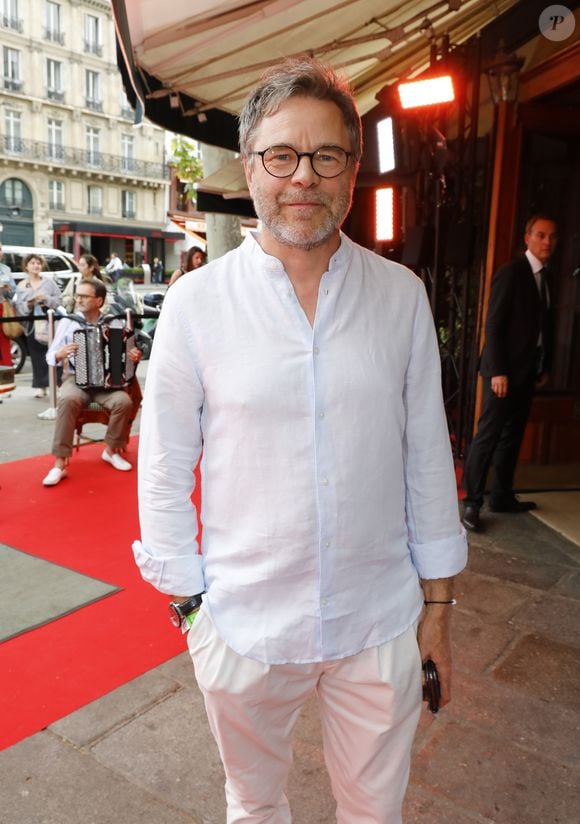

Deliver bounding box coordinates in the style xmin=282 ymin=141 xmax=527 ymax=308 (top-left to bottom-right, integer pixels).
xmin=525 ymin=249 xmax=550 ymax=347
xmin=133 ymin=233 xmax=467 ymax=664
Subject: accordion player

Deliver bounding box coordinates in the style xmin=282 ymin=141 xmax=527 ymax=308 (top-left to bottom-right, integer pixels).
xmin=73 ymin=317 xmax=137 ymax=389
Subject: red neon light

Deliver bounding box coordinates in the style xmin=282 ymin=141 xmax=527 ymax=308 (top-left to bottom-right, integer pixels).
xmin=397 ymin=76 xmax=455 ymax=109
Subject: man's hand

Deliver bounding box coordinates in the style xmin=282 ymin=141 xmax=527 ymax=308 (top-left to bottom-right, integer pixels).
xmin=128 ymin=346 xmax=142 ymax=364
xmin=57 ymin=342 xmax=78 ymax=363
xmin=418 ymin=577 xmax=455 ymax=708
xmin=491 ymin=374 xmax=508 ymax=398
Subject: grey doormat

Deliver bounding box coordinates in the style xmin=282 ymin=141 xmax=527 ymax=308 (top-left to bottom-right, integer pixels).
xmin=0 ymin=543 xmax=119 ymax=643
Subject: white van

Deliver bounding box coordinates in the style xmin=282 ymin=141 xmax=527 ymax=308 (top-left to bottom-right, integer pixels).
xmin=1 ymin=245 xmax=79 ymax=291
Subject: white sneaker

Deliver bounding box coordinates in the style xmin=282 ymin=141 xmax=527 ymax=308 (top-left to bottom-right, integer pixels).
xmin=102 ymin=450 xmax=132 ymax=471
xmin=34 ymin=388 xmax=47 ymax=398
xmin=43 ymin=467 xmax=67 ymax=486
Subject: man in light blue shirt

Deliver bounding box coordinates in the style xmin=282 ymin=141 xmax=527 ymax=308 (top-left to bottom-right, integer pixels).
xmin=134 ymin=58 xmax=467 ymax=823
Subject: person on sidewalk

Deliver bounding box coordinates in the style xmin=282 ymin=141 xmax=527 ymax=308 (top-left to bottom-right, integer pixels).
xmin=152 ymin=256 xmax=164 ymax=284
xmin=105 ymin=251 xmax=124 ymax=283
xmin=133 ymin=58 xmax=467 ymax=824
xmin=462 ymin=215 xmax=557 ymax=531
xmin=15 ymin=253 xmax=62 ymax=398
xmin=42 ymin=278 xmax=142 ymax=487
xmin=0 ymin=243 xmax=17 ymax=367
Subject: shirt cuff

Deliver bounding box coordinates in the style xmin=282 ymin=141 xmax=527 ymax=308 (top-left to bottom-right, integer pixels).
xmin=132 ymin=540 xmax=205 ymax=595
xmin=409 ymin=528 xmax=468 ymax=580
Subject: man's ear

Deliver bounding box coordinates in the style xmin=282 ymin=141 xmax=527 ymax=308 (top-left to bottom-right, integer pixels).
xmin=242 ymin=156 xmax=254 ymax=192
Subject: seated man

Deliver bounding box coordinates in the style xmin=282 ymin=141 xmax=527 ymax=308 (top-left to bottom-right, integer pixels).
xmin=42 ymin=278 xmax=142 ymax=487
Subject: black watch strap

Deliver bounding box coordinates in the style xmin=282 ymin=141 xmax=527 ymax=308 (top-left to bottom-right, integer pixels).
xmin=170 ymin=592 xmax=205 ymax=618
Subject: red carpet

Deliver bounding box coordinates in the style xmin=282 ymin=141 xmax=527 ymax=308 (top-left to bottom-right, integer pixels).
xmin=0 ymin=437 xmax=199 ymax=750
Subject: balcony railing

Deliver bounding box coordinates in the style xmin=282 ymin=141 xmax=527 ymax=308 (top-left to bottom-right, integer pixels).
xmin=47 ymin=88 xmax=65 ymax=103
xmin=43 ymin=27 xmax=65 ymax=45
xmin=0 ymin=136 xmax=168 ymax=180
xmin=3 ymin=78 xmax=23 ymax=92
xmin=86 ymin=98 xmax=103 ymax=112
xmin=83 ymin=40 xmax=103 ymax=57
xmin=1 ymin=15 xmax=24 ymax=32
xmin=87 ymin=204 xmax=103 ymax=215
xmin=122 ymin=209 xmax=136 ymax=219
xmin=49 ymin=200 xmax=65 ymax=210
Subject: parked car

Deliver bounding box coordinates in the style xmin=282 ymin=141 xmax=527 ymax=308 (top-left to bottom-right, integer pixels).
xmin=1 ymin=245 xmax=79 ymax=292
xmin=11 ymin=336 xmax=28 ymax=374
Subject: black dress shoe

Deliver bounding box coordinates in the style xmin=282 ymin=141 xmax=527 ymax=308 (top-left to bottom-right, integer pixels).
xmin=489 ymin=497 xmax=537 ymax=513
xmin=461 ymin=504 xmax=480 ymax=531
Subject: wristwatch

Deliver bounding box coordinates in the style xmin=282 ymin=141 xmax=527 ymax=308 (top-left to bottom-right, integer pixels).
xmin=168 ymin=593 xmax=205 ymax=628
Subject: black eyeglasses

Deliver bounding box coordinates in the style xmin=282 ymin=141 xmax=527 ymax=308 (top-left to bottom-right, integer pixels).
xmin=249 ymin=145 xmax=352 ymax=179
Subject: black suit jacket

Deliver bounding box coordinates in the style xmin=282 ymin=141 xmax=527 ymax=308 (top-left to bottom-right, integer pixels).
xmin=480 ymin=255 xmax=552 ymax=385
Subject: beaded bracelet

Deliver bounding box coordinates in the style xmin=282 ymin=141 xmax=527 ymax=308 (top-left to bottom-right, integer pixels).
xmin=423 ymin=598 xmax=457 ymax=605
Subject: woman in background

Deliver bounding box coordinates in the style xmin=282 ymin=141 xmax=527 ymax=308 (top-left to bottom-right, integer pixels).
xmin=169 ymin=246 xmax=206 ymax=287
xmin=62 ymin=254 xmax=109 ymax=312
xmin=15 ymin=254 xmax=61 ymax=397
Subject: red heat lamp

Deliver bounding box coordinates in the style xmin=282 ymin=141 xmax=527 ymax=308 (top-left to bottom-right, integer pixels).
xmin=397 ymin=75 xmax=455 ymax=110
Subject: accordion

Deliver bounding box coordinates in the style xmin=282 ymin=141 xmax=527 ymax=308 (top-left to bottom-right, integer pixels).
xmin=73 ymin=321 xmax=136 ymax=389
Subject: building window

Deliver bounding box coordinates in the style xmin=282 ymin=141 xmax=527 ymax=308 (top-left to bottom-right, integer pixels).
xmin=86 ymin=126 xmax=101 ymax=167
xmin=1 ymin=0 xmax=23 ymax=32
xmin=4 ymin=108 xmax=22 ymax=153
xmin=121 ymin=134 xmax=135 ymax=172
xmin=0 ymin=177 xmax=27 ymax=207
xmin=84 ymin=14 xmax=102 ymax=56
xmin=3 ymin=47 xmax=22 ymax=92
xmin=85 ymin=70 xmax=102 ymax=111
xmin=44 ymin=1 xmax=64 ymax=44
xmin=87 ymin=185 xmax=102 ymax=215
xmin=47 ymin=118 xmax=64 ymax=160
xmin=46 ymin=58 xmax=64 ymax=102
xmin=49 ymin=179 xmax=65 ymax=210
xmin=122 ymin=190 xmax=136 ymax=218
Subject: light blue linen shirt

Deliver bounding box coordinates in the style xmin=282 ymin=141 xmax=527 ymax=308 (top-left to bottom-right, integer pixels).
xmin=133 ymin=233 xmax=467 ymax=664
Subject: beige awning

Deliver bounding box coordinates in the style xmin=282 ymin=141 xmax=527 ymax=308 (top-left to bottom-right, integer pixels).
xmin=195 ymin=158 xmax=250 ymax=199
xmin=117 ymin=0 xmax=521 ymax=121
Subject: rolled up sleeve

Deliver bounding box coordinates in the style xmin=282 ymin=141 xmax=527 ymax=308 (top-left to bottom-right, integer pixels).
xmin=403 ymin=283 xmax=468 ymax=579
xmin=135 ymin=284 xmax=206 ymax=596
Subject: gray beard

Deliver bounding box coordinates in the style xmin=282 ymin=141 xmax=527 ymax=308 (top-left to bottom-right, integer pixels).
xmin=252 ymin=190 xmax=353 ymax=251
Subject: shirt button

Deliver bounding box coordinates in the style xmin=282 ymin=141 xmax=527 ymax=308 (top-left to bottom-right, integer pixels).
xmin=319 ymin=411 xmax=325 ymax=418
xmin=321 ymin=598 xmax=328 ymax=606
xmin=324 ymin=541 xmax=330 ymax=548
xmin=313 ymin=346 xmax=320 ymax=355
xmin=321 ymin=477 xmax=329 ymax=486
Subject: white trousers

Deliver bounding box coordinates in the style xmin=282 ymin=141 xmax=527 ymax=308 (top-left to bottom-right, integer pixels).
xmin=188 ymin=611 xmax=422 ymax=824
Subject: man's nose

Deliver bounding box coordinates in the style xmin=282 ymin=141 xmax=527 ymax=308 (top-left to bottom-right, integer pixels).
xmin=290 ymin=155 xmax=319 ymax=184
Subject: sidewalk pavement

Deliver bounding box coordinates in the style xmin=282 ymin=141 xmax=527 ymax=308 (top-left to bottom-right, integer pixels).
xmin=1 ymin=366 xmax=579 ymax=823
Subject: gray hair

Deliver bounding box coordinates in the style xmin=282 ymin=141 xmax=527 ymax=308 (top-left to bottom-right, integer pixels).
xmin=238 ymin=57 xmax=362 ymax=161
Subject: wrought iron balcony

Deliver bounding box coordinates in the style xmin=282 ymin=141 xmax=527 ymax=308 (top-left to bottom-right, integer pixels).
xmin=0 ymin=136 xmax=168 ymax=180
xmin=3 ymin=78 xmax=23 ymax=92
xmin=47 ymin=88 xmax=65 ymax=103
xmin=86 ymin=98 xmax=103 ymax=112
xmin=83 ymin=40 xmax=103 ymax=57
xmin=1 ymin=15 xmax=24 ymax=32
xmin=43 ymin=27 xmax=65 ymax=45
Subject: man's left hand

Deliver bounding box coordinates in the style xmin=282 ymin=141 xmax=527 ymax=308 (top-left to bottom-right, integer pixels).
xmin=128 ymin=347 xmax=142 ymax=364
xmin=417 ymin=605 xmax=453 ymax=708
xmin=418 ymin=576 xmax=456 ymax=708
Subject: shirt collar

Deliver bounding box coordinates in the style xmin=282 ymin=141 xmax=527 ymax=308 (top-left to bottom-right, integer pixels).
xmin=525 ymin=248 xmax=544 ymax=274
xmin=244 ymin=230 xmax=353 ymax=277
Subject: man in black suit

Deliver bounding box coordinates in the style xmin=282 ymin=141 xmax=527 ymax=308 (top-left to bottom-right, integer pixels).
xmin=462 ymin=215 xmax=557 ymax=531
